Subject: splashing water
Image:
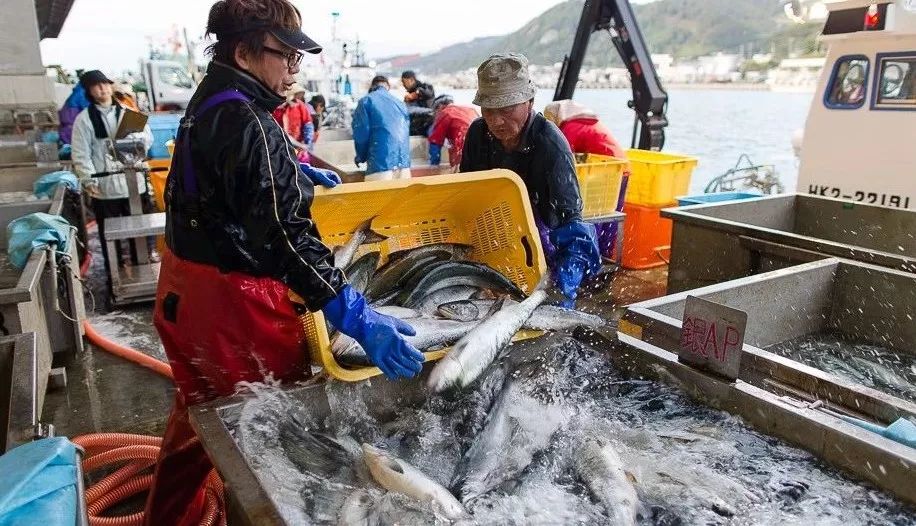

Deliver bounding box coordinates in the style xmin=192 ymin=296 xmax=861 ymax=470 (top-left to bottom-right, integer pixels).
xmin=227 ymin=335 xmax=915 ymax=525
xmin=766 ymin=332 xmax=916 ymax=403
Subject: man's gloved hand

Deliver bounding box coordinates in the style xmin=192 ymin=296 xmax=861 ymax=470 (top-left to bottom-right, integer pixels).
xmin=354 ymin=156 xmax=364 ymax=169
xmin=299 ymin=163 xmax=342 ymax=188
xmin=556 ymin=259 xmax=585 ymax=309
xmin=549 ymin=221 xmax=601 ymax=309
xmin=322 ymin=285 xmax=425 ymax=380
xmin=428 ymin=143 xmax=442 ymax=166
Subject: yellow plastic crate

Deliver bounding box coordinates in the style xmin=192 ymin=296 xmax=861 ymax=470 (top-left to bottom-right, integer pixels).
xmin=624 ymin=149 xmax=698 ymax=207
xmin=304 ymin=170 xmax=547 ymax=382
xmin=575 ymin=153 xmax=628 ymax=220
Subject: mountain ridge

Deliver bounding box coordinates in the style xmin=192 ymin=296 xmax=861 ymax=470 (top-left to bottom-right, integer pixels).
xmin=381 ymin=0 xmax=821 ymax=73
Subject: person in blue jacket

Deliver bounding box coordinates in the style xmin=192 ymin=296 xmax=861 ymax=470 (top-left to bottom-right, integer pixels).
xmin=459 ymin=53 xmax=600 ymax=308
xmin=351 ymin=75 xmax=411 ymax=181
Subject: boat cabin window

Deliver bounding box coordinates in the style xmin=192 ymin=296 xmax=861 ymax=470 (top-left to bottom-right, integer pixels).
xmin=825 ymin=56 xmax=869 ymax=109
xmin=158 ymin=65 xmax=194 ymax=90
xmin=872 ymin=54 xmax=916 ymax=110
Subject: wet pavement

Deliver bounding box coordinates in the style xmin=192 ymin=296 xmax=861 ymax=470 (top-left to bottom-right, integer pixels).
xmin=41 ymin=228 xmax=174 ymax=439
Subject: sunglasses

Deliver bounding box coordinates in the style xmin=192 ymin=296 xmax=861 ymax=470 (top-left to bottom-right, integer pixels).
xmin=262 ymin=46 xmax=304 ymax=69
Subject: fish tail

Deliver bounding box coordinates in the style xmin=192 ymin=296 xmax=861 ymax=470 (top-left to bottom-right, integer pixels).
xmin=533 ymin=273 xmax=551 ymax=292
xmin=358 ymin=216 xmax=388 ymax=244
xmin=427 ymin=354 xmax=461 ymax=393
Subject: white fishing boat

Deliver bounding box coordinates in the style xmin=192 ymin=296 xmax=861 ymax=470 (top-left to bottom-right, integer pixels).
xmin=794 ymin=0 xmax=916 ymax=208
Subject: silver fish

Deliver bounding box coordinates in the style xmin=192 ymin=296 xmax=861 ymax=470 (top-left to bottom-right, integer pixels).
xmin=427 ymin=288 xmax=548 ymax=392
xmin=374 ymin=306 xmax=422 ymax=319
xmin=451 ymin=360 xmax=571 ymax=504
xmin=398 ymin=261 xmax=526 ymax=308
xmin=334 ymin=218 xmax=387 ymax=269
xmin=413 ymin=285 xmax=479 ymax=316
xmin=332 ymin=318 xmax=479 ymax=367
xmin=573 ymin=435 xmax=640 ymax=526
xmin=278 ymin=416 xmax=355 ymax=482
xmin=332 ymin=333 xmax=374 ymax=367
xmin=438 ymin=299 xmax=606 ymax=330
xmin=346 ymin=251 xmax=381 ymax=295
xmin=450 ymin=361 xmax=508 ymax=449
xmin=361 ymin=443 xmax=469 ymax=521
xmin=365 ymin=243 xmax=471 ymax=300
xmin=386 ymin=242 xmax=472 ymax=265
xmin=338 ymin=489 xmax=376 ymax=526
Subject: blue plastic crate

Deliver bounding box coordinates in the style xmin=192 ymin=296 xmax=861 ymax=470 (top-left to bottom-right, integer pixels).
xmin=677 ymin=192 xmax=762 ymax=207
xmin=147 ymin=113 xmax=182 ymax=159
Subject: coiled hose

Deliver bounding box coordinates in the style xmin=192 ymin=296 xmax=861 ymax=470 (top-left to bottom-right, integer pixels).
xmin=73 ymin=434 xmax=225 ymax=525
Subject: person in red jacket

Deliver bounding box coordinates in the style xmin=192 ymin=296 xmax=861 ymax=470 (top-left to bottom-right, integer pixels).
xmin=427 ymin=94 xmax=479 ymax=171
xmin=272 ymin=83 xmax=312 ymax=160
xmin=545 ymin=99 xmax=627 ymax=260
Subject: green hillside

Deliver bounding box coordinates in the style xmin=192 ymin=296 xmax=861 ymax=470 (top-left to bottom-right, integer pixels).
xmin=399 ymin=0 xmax=823 ymax=73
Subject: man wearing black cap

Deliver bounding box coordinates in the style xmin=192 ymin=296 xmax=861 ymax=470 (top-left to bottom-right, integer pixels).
xmin=145 ymin=1 xmax=423 ymax=523
xmin=401 ymin=70 xmax=436 ymax=108
xmin=71 ymin=69 xmax=154 ymax=275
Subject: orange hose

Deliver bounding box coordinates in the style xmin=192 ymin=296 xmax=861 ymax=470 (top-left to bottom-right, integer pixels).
xmin=87 ymin=473 xmax=153 ymax=526
xmin=89 ymin=511 xmax=144 ymax=526
xmin=83 ymin=321 xmax=174 ymax=380
xmin=77 ymin=435 xmax=225 ymax=526
xmin=207 ymin=470 xmax=226 ymax=526
xmin=200 ymin=488 xmax=219 ymax=526
xmin=86 ymin=460 xmax=152 ymax=504
xmin=82 ymin=445 xmax=160 ymax=472
xmin=73 ymin=433 xmax=162 ymax=449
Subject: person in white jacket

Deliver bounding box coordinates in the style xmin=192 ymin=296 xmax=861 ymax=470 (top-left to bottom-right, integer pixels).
xmin=71 ymin=70 xmax=157 ymax=276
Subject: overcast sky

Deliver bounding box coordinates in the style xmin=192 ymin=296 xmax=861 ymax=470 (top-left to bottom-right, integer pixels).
xmin=39 ymin=0 xmax=589 ymax=74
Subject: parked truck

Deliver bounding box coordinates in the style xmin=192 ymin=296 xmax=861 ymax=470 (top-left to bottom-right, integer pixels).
xmin=139 ymin=59 xmax=197 ymax=111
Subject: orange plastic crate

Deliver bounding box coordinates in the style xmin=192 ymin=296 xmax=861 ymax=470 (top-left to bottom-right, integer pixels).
xmin=621 ymin=202 xmax=674 ymax=270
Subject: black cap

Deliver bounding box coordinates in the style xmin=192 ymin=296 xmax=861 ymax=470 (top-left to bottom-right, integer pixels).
xmin=218 ymin=23 xmax=321 ymax=54
xmin=270 ymin=27 xmax=322 ymax=54
xmin=79 ymin=70 xmax=113 ymax=89
xmin=401 ymin=70 xmax=416 ymax=79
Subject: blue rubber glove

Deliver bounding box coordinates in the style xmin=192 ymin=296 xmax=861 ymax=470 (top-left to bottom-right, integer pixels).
xmin=322 ymin=285 xmax=425 ymax=380
xmin=549 ymin=221 xmax=601 ymax=308
xmin=428 ymin=143 xmax=442 ymax=166
xmin=300 ymin=163 xmax=342 ymax=188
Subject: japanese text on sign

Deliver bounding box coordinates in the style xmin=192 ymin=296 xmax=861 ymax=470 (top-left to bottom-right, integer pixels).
xmin=678 ymin=296 xmax=748 ymax=381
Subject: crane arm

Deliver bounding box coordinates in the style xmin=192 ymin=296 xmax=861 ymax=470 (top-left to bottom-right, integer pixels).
xmin=554 ymin=0 xmax=668 ymax=150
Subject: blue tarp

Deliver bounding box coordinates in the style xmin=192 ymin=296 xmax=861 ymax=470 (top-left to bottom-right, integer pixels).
xmin=6 ymin=213 xmax=72 ymax=270
xmin=838 ymin=415 xmax=916 ymax=449
xmin=0 ymin=437 xmax=78 ymax=526
xmin=33 ymin=171 xmax=79 ymax=199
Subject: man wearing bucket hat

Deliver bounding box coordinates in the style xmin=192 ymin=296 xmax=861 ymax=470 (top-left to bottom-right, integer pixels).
xmin=146 ymin=1 xmax=424 ymax=523
xmin=460 ymin=53 xmax=600 ymax=308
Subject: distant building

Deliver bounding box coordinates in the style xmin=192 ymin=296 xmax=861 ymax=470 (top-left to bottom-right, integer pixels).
xmin=766 ymin=57 xmax=826 ymax=93
xmin=696 ymin=53 xmax=742 ymax=82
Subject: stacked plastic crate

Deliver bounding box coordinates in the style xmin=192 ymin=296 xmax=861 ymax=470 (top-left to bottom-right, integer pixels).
xmin=621 ymin=149 xmax=698 ymax=269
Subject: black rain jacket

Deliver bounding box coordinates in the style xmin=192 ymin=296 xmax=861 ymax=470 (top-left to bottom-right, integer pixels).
xmin=406 ymin=80 xmax=436 ymax=108
xmin=459 ymin=112 xmax=583 ymax=229
xmin=165 ymin=62 xmax=345 ymax=311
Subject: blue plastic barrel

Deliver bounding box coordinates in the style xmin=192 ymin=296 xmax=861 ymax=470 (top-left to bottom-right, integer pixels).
xmin=147 ymin=113 xmax=182 ymax=159
xmin=677 ymin=192 xmax=762 ymax=207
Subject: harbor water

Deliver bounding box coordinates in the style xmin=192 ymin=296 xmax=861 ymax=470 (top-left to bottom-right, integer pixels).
xmin=450 ymin=88 xmax=813 ymax=195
